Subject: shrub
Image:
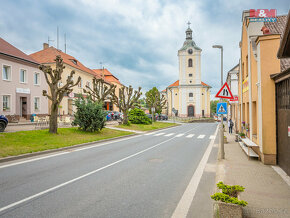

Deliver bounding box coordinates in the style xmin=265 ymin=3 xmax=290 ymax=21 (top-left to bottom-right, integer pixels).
xmin=72 ymin=97 xmax=106 ymax=132
xmin=128 ymin=108 xmax=152 ymax=124
xmin=211 ymin=182 xmax=248 ymax=207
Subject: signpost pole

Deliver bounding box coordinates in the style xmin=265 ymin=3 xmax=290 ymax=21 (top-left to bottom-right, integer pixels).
xmin=220 ymin=47 xmax=225 ymax=159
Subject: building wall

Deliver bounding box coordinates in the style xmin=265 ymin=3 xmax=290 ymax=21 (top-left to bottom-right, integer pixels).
xmin=0 ymin=55 xmax=48 ymax=120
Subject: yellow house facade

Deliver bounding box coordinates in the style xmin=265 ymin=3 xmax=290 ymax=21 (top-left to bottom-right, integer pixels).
xmin=237 ymin=12 xmax=287 ymax=164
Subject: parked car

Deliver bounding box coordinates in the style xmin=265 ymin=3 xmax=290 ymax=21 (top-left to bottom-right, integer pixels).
xmin=113 ymin=111 xmax=121 ymax=120
xmin=146 ymin=114 xmax=152 ymax=119
xmin=0 ymin=115 xmax=8 ymax=132
xmin=160 ymin=114 xmax=168 ymax=120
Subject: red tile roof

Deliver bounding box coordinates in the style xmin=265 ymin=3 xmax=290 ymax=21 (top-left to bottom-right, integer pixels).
xmin=92 ymin=69 xmax=121 ymax=85
xmin=168 ymin=80 xmax=179 ymax=87
xmin=201 ymin=81 xmax=210 ymax=87
xmin=0 ymin=37 xmax=38 ymax=64
xmin=264 ymin=15 xmax=290 ymax=71
xmin=30 ymin=46 xmax=100 ymax=78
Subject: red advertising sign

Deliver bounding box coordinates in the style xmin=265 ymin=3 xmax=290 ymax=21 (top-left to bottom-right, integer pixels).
xmin=249 ymin=9 xmax=277 ymax=18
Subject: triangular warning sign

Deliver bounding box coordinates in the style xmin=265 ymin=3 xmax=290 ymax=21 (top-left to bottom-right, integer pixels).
xmin=215 ymin=82 xmax=234 ymax=100
xmin=218 ymin=105 xmax=226 ymax=113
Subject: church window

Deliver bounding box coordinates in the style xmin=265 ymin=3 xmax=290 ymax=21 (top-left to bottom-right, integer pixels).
xmin=189 ymin=74 xmax=192 ymax=77
xmin=188 ymin=59 xmax=193 ymax=67
xmin=190 ymin=81 xmax=192 ymax=83
xmin=189 ymin=93 xmax=193 ymax=97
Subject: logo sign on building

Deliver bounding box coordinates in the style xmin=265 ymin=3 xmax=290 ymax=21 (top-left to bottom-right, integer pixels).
xmin=217 ymin=102 xmax=227 ymax=115
xmin=16 ymin=88 xmax=30 ymax=94
xmin=215 ymin=82 xmax=234 ymax=100
xmin=249 ymin=9 xmax=277 ymax=22
xmin=230 ymin=96 xmax=239 ymax=102
xmin=242 ymin=78 xmax=249 ymax=93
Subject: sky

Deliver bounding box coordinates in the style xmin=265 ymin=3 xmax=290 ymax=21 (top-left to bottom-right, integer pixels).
xmin=0 ymin=0 xmax=289 ymax=99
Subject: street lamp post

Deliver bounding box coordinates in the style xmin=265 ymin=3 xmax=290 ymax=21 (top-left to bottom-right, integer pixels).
xmin=213 ymin=45 xmax=225 ymax=159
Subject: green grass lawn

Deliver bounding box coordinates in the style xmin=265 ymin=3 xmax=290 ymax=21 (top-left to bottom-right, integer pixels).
xmin=117 ymin=122 xmax=179 ymax=131
xmin=0 ymin=128 xmax=133 ymax=158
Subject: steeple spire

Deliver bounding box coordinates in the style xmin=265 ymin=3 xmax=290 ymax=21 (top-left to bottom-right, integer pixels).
xmin=186 ymin=21 xmax=192 ymax=40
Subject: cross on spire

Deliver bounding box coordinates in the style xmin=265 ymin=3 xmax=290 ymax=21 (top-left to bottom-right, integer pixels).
xmin=187 ymin=21 xmax=191 ymax=28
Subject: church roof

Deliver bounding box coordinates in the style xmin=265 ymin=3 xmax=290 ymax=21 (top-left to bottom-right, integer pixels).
xmin=166 ymin=80 xmax=211 ymax=89
xmin=179 ymin=40 xmax=201 ymax=51
xmin=168 ymin=80 xmax=179 ymax=87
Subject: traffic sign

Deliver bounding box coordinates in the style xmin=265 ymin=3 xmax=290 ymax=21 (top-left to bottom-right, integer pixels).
xmin=217 ymin=102 xmax=227 ymax=114
xmin=215 ymin=82 xmax=234 ymax=100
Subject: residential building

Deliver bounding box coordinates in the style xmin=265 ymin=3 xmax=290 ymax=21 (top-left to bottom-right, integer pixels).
xmin=0 ymin=38 xmax=48 ymax=121
xmin=91 ymin=68 xmax=123 ymax=111
xmin=272 ymin=10 xmax=290 ymax=176
xmin=164 ymin=24 xmax=211 ymax=117
xmin=226 ymin=64 xmax=239 ymax=129
xmin=238 ymin=11 xmax=289 ymax=165
xmin=30 ymin=44 xmax=99 ymax=115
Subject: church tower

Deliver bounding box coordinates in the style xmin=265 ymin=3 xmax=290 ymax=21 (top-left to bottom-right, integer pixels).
xmin=178 ymin=23 xmax=201 ymax=85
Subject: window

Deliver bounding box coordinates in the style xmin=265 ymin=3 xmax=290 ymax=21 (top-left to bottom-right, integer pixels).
xmin=34 ymin=97 xmax=40 ymax=110
xmin=189 ymin=73 xmax=192 ymax=77
xmin=188 ymin=59 xmax=193 ymax=67
xmin=2 ymin=65 xmax=11 ymax=81
xmin=3 ymin=95 xmax=10 ymax=111
xmin=86 ymin=81 xmax=91 ymax=88
xmin=189 ymin=93 xmax=193 ymax=97
xmin=34 ymin=72 xmax=40 ymax=85
xmin=78 ymin=79 xmax=83 ymax=88
xmin=189 ymin=80 xmax=192 ymax=83
xmin=20 ymin=69 xmax=27 ymax=83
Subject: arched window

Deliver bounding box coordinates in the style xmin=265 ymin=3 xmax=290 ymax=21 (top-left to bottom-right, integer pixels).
xmin=188 ymin=58 xmax=193 ymax=67
xmin=189 ymin=93 xmax=193 ymax=97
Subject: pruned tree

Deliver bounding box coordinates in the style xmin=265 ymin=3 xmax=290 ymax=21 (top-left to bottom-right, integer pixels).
xmin=40 ymin=55 xmax=81 ymax=134
xmin=145 ymin=87 xmax=167 ymax=116
xmin=110 ymin=85 xmax=142 ymax=125
xmin=83 ymin=78 xmax=116 ymax=104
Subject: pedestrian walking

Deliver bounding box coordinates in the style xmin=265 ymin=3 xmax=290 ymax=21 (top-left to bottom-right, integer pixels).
xmin=228 ymin=118 xmax=234 ymax=134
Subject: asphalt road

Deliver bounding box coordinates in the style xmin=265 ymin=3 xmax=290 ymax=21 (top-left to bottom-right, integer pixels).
xmin=0 ymin=123 xmax=218 ymax=218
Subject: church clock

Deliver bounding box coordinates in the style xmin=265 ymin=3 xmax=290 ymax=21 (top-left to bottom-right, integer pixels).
xmin=188 ymin=49 xmax=193 ymax=54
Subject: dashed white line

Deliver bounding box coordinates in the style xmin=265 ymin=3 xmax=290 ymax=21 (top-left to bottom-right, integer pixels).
xmin=154 ymin=132 xmax=165 ymax=136
xmin=144 ymin=132 xmax=155 ymax=135
xmin=176 ymin=134 xmax=184 ymax=137
xmin=197 ymin=135 xmax=205 ymax=139
xmin=186 ymin=134 xmax=195 ymax=138
xmin=165 ymin=133 xmax=174 ymax=137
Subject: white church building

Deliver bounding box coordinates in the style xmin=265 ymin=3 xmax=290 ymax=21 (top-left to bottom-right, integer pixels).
xmin=164 ymin=24 xmax=211 ymax=117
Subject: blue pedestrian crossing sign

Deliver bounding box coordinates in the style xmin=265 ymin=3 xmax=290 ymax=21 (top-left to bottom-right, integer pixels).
xmin=216 ymin=102 xmax=227 ymax=114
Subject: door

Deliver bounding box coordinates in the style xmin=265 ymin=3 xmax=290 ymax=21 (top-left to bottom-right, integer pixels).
xmin=276 ymin=78 xmax=290 ymax=176
xmin=188 ymin=105 xmax=194 ymax=117
xmin=20 ymin=97 xmax=27 ymax=118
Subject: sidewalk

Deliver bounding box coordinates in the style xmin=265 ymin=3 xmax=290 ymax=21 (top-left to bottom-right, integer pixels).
xmin=216 ymin=129 xmax=290 ymax=218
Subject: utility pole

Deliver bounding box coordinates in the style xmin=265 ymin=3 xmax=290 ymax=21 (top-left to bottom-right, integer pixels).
xmin=64 ymin=33 xmax=66 ymax=53
xmin=213 ymin=45 xmax=225 ymax=159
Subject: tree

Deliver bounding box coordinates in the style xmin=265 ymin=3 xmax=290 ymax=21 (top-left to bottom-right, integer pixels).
xmin=145 ymin=87 xmax=167 ymax=115
xmin=210 ymin=100 xmax=219 ymax=115
xmin=72 ymin=97 xmax=106 ymax=132
xmin=110 ymin=85 xmax=142 ymax=125
xmin=83 ymin=78 xmax=116 ymax=105
xmin=128 ymin=108 xmax=152 ymax=124
xmin=40 ymin=55 xmax=81 ymax=134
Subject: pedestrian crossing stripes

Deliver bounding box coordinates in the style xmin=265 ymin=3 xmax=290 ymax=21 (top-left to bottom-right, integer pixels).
xmin=144 ymin=132 xmax=215 ymax=140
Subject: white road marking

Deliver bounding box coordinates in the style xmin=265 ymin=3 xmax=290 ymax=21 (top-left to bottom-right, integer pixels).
xmin=175 ymin=134 xmax=184 ymax=137
xmin=0 ymin=124 xmax=201 ymax=213
xmin=186 ymin=134 xmax=195 ymax=138
xmin=165 ymin=133 xmax=174 ymax=137
xmin=171 ymin=126 xmax=218 ymax=218
xmin=197 ymin=135 xmax=205 ymax=139
xmin=154 ymin=132 xmax=165 ymax=136
xmin=144 ymin=132 xmax=155 ymax=135
xmin=209 ymin=135 xmax=215 ymax=139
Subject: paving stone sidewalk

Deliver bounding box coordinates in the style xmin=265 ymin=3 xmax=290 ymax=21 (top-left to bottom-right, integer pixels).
xmin=216 ymin=129 xmax=290 ymax=218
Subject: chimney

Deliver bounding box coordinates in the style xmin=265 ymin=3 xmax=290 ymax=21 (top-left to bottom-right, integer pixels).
xmin=43 ymin=43 xmax=49 ymax=50
xmin=261 ymin=26 xmax=270 ymax=35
